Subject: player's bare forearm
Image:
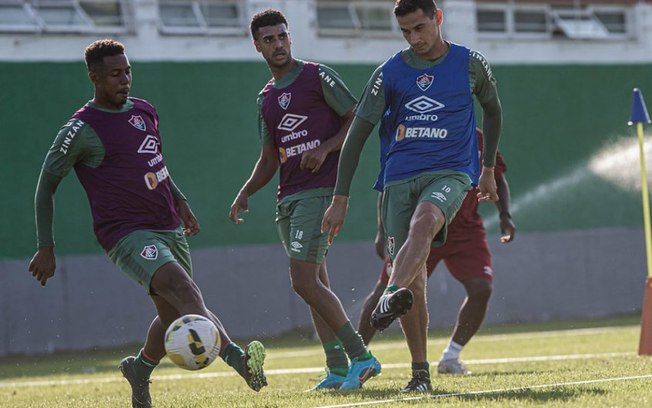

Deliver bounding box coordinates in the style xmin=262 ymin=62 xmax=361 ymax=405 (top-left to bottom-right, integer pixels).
xmin=494 ymin=174 xmax=511 ymax=215
xmin=321 ymin=195 xmax=349 ymax=244
xmin=230 ymin=144 xmax=278 ymax=224
xmin=480 ymin=100 xmax=502 ymax=168
xmin=495 ymin=174 xmax=515 ymax=242
xmin=28 ymin=246 xmax=56 ymax=287
xmin=177 ymin=200 xmax=200 ymax=236
xmin=240 ymin=144 xmax=279 ymax=197
xmin=477 ymin=166 xmax=498 ymax=202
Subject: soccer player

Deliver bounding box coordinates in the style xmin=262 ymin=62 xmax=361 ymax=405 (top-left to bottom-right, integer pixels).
xmin=357 ymin=129 xmax=516 ymax=391
xmin=229 ymin=9 xmax=380 ymax=390
xmin=321 ymin=0 xmax=503 ymax=390
xmin=28 ymin=39 xmax=266 ymax=408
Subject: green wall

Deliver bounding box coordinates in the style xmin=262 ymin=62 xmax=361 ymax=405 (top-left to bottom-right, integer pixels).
xmin=1 ymin=62 xmax=650 ymax=259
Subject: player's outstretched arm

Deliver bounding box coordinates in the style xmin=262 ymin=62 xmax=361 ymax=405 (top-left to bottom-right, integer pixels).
xmin=229 ymin=143 xmax=279 ymax=224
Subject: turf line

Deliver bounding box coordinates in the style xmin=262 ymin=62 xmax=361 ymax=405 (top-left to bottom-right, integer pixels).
xmin=0 ymin=351 xmax=635 ymax=389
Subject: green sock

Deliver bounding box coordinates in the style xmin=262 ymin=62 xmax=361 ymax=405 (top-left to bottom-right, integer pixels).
xmin=384 ymin=284 xmax=400 ymax=294
xmin=220 ymin=342 xmax=245 ymax=376
xmin=336 ymin=321 xmax=371 ymax=361
xmin=133 ymin=349 xmax=158 ymax=380
xmin=411 ymin=361 xmax=430 ymax=377
xmin=322 ymin=339 xmax=348 ymax=376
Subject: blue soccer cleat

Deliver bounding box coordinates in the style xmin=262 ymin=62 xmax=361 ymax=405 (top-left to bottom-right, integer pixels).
xmin=313 ymin=369 xmax=348 ymax=390
xmin=338 ymin=355 xmax=381 ymax=390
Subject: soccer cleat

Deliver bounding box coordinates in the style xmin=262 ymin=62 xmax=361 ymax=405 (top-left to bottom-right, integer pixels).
xmin=119 ymin=356 xmax=152 ymax=408
xmin=437 ymin=358 xmax=470 ymax=375
xmin=338 ymin=355 xmax=381 ymax=390
xmin=370 ymin=288 xmax=413 ymax=331
xmin=400 ymin=369 xmax=433 ymax=393
xmin=242 ymin=341 xmax=268 ymax=391
xmin=313 ymin=370 xmax=348 ymax=390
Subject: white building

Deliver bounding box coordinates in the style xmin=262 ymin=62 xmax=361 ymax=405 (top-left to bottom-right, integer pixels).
xmin=0 ymin=0 xmax=651 ymax=64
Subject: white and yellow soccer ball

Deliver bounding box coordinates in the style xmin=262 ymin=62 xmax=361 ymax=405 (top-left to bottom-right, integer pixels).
xmin=164 ymin=314 xmax=221 ymax=371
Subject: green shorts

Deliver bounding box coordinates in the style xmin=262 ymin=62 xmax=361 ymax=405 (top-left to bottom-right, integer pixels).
xmin=276 ymin=191 xmax=331 ymax=264
xmin=108 ymin=226 xmax=192 ymax=294
xmin=381 ymin=170 xmax=472 ymax=260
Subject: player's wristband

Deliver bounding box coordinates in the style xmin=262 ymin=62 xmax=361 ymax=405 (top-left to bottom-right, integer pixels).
xmin=499 ymin=211 xmax=512 ymax=219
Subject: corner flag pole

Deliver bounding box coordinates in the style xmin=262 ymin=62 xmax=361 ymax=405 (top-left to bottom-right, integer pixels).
xmin=630 ymin=88 xmax=652 ymax=355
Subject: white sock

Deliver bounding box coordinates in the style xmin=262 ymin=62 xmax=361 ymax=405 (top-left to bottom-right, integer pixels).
xmin=441 ymin=340 xmax=463 ymax=361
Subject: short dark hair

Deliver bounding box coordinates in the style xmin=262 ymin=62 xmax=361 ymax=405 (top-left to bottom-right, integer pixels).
xmin=394 ymin=0 xmax=438 ymax=18
xmin=84 ymin=39 xmax=125 ymax=71
xmin=250 ymin=8 xmax=288 ymax=39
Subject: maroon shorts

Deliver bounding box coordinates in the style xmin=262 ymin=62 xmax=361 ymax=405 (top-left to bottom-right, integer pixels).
xmin=379 ymin=232 xmax=493 ymax=285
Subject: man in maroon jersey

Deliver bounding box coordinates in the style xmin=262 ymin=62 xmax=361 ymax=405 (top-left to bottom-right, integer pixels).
xmin=28 ymin=39 xmax=266 ymax=408
xmin=357 ymin=128 xmax=516 ymax=391
xmin=229 ymin=9 xmax=380 ymax=390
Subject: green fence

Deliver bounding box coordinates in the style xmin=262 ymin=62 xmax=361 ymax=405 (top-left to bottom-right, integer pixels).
xmin=1 ymin=61 xmax=650 ymax=259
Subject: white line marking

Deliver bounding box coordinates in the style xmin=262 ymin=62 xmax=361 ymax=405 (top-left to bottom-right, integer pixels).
xmin=269 ymin=326 xmax=637 ymax=359
xmin=312 ymin=374 xmax=652 ymax=408
xmin=0 ymin=351 xmax=635 ymax=389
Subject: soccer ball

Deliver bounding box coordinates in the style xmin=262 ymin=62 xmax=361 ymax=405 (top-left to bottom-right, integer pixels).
xmin=164 ymin=314 xmax=221 ymax=371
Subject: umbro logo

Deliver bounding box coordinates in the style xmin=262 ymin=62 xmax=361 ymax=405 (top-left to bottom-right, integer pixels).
xmin=290 ymin=241 xmax=303 ymax=253
xmin=405 ymin=96 xmax=445 ymax=114
xmin=430 ymin=192 xmax=447 ymax=202
xmin=138 ymin=135 xmax=159 ymax=154
xmin=278 ymin=114 xmax=308 ymax=132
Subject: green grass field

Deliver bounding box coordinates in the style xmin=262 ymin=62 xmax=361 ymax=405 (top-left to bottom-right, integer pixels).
xmin=2 ymin=316 xmax=651 ymax=407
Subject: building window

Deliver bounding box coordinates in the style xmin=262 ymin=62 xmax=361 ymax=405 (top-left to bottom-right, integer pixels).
xmin=594 ymin=9 xmax=628 ymax=34
xmin=316 ymin=0 xmax=396 ymax=37
xmin=0 ymin=0 xmax=130 ymax=33
xmin=476 ymin=2 xmax=632 ymax=40
xmin=477 ymin=8 xmax=507 ymax=33
xmin=0 ymin=2 xmax=38 ymax=31
xmin=514 ymin=10 xmax=548 ymax=34
xmin=158 ymin=0 xmax=246 ymax=35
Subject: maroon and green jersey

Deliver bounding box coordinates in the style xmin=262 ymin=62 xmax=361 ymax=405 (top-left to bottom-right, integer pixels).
xmin=59 ymin=98 xmax=179 ymax=251
xmin=259 ymin=60 xmax=356 ymax=201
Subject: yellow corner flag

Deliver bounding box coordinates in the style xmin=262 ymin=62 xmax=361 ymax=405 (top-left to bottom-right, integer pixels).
xmin=630 ymin=88 xmax=652 ymax=355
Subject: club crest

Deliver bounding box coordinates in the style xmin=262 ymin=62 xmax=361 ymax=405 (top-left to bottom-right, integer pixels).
xmin=416 ymin=74 xmax=434 ymax=91
xmin=128 ymin=115 xmax=146 ymax=131
xmin=140 ymin=244 xmax=158 ymax=260
xmin=387 ymin=236 xmax=395 ymax=257
xmin=278 ymin=92 xmax=291 ymax=110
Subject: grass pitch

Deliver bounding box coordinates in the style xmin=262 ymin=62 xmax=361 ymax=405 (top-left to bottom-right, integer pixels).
xmin=1 ymin=315 xmax=651 ymax=407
